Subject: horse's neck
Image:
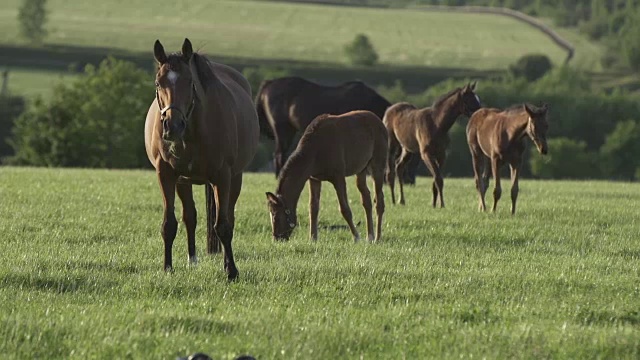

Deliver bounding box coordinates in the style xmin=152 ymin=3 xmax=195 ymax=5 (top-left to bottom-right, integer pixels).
xmin=431 ymin=97 xmax=461 ymax=133
xmin=507 ymin=113 xmax=530 ymax=143
xmin=276 ymin=151 xmax=314 ymax=213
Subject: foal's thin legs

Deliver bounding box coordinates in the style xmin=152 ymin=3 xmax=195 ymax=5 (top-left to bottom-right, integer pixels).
xmin=356 ymin=173 xmax=374 ymax=241
xmin=372 ymin=169 xmax=386 ymax=242
xmin=491 ymin=157 xmax=502 ymax=212
xmin=420 ymin=150 xmax=445 ymax=208
xmin=332 ymin=177 xmax=360 ymax=241
xmin=309 ymin=178 xmax=322 ymax=241
xmin=509 ymin=161 xmax=521 ymax=215
xmin=176 ymin=183 xmax=197 ymax=265
xmin=470 ymin=152 xmax=486 ymax=211
xmin=395 ymin=149 xmax=413 ymax=205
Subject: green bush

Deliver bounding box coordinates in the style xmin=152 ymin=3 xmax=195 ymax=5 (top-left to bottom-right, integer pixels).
xmin=344 ymin=34 xmax=379 ymax=67
xmin=600 ymin=120 xmax=640 ymax=180
xmin=509 ymin=54 xmax=553 ymax=82
xmin=18 ymin=0 xmax=48 ymax=45
xmin=0 ymin=95 xmax=26 ymax=163
xmin=8 ymin=57 xmax=152 ymax=168
xmin=530 ymin=137 xmax=597 ymax=179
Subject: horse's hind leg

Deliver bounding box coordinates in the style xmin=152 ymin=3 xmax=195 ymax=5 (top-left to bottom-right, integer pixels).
xmin=420 ymin=150 xmax=444 ymax=208
xmin=331 ymin=177 xmax=360 ymax=241
xmin=274 ymin=122 xmax=297 ymax=177
xmin=470 ymin=151 xmax=486 ymax=211
xmin=157 ymin=163 xmax=178 ymax=271
xmin=213 ymin=169 xmax=240 ymax=281
xmin=509 ymin=160 xmax=521 ymax=215
xmin=395 ymin=149 xmax=413 ymax=205
xmin=385 ymin=136 xmax=399 ymax=205
xmin=356 ymin=172 xmax=374 ymax=241
xmin=372 ymin=167 xmax=386 ymax=242
xmin=206 ymin=185 xmax=221 ymax=254
xmin=309 ymin=178 xmax=322 ymax=241
xmin=491 ymin=156 xmax=502 ymax=213
xmin=176 ymin=182 xmax=197 ymax=265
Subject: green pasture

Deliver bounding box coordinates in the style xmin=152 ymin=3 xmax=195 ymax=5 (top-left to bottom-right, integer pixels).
xmin=0 ymin=0 xmax=606 ymax=98
xmin=1 ymin=167 xmax=638 ymax=359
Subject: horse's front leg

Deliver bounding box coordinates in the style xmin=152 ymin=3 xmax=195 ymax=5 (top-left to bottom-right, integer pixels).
xmin=331 ymin=177 xmax=360 ymax=241
xmin=212 ymin=168 xmax=239 ymax=281
xmin=157 ymin=162 xmax=178 ymax=271
xmin=309 ymin=178 xmax=322 ymax=241
xmin=176 ymin=182 xmax=197 ymax=265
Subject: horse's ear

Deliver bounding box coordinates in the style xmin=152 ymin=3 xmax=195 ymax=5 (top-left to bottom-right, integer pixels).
xmin=266 ymin=192 xmax=280 ymax=206
xmin=541 ymin=103 xmax=549 ymax=112
xmin=471 ymin=81 xmax=477 ymax=91
xmin=154 ymin=40 xmax=167 ymax=64
xmin=182 ymin=38 xmax=193 ymax=61
xmin=523 ymin=103 xmax=534 ymax=116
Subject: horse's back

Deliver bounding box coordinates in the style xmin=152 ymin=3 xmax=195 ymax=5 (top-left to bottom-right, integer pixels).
xmin=304 ymin=111 xmax=387 ymax=176
xmin=208 ymin=61 xmax=259 ymax=174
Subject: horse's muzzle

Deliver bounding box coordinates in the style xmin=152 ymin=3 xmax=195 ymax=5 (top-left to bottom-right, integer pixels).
xmin=162 ymin=118 xmax=186 ymax=141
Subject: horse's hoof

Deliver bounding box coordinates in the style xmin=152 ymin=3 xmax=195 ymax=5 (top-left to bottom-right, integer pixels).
xmin=164 ymin=266 xmax=174 ymax=273
xmin=227 ymin=268 xmax=239 ymax=281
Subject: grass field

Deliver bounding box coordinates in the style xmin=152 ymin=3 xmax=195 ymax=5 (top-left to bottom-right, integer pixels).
xmin=1 ymin=167 xmax=639 ymax=359
xmin=0 ymin=0 xmax=605 ymax=98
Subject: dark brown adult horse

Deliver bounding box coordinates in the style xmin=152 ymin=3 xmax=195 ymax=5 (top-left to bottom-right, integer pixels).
xmin=265 ymin=110 xmax=387 ymax=242
xmin=144 ymin=38 xmax=259 ymax=280
xmin=384 ymin=82 xmax=481 ymax=207
xmin=255 ymin=76 xmax=418 ymax=181
xmin=466 ymin=103 xmax=549 ymax=214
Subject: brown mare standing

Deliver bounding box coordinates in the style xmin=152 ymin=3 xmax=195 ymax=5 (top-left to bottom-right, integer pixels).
xmin=255 ymin=76 xmax=419 ymax=181
xmin=144 ymin=39 xmax=259 ymax=280
xmin=384 ymin=82 xmax=482 ymax=207
xmin=265 ymin=110 xmax=388 ymax=242
xmin=466 ymin=103 xmax=549 ymax=214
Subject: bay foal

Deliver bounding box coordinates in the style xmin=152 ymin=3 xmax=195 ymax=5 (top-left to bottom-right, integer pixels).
xmin=384 ymin=82 xmax=481 ymax=207
xmin=466 ymin=103 xmax=549 ymax=214
xmin=266 ymin=111 xmax=388 ymax=242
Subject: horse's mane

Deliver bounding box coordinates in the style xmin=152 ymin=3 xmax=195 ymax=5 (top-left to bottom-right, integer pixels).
xmin=504 ymin=104 xmax=526 ymax=114
xmin=432 ymin=87 xmax=461 ymax=108
xmin=163 ymin=52 xmax=214 ymax=97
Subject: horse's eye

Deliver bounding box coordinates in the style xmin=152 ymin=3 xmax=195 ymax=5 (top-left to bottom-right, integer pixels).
xmin=155 ymin=81 xmax=160 ymax=87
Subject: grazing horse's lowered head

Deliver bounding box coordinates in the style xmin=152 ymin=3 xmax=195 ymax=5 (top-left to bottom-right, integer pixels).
xmin=153 ymin=39 xmax=198 ymax=142
xmin=523 ymin=103 xmax=549 ymax=155
xmin=266 ymin=192 xmax=297 ymax=241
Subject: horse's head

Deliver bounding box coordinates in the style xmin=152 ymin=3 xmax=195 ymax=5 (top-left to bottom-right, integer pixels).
xmin=153 ymin=38 xmax=197 ymax=142
xmin=457 ymin=82 xmax=482 ymax=116
xmin=266 ymin=192 xmax=297 ymax=240
xmin=524 ymin=103 xmax=549 ymax=155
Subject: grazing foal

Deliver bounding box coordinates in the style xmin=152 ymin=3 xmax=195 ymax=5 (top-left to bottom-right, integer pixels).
xmin=266 ymin=111 xmax=388 ymax=242
xmin=466 ymin=103 xmax=549 ymax=214
xmin=384 ymin=82 xmax=481 ymax=207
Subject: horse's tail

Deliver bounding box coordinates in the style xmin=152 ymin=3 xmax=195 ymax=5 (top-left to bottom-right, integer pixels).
xmin=205 ymin=185 xmax=221 ymax=253
xmin=255 ymin=80 xmax=275 ymax=140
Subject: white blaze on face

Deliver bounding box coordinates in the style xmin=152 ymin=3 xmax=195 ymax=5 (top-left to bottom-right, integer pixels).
xmin=475 ymin=94 xmax=481 ymax=106
xmin=167 ymin=71 xmax=179 ymax=87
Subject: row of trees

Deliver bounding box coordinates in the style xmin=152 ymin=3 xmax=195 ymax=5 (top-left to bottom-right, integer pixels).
xmin=2 ymin=56 xmax=639 ymax=180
